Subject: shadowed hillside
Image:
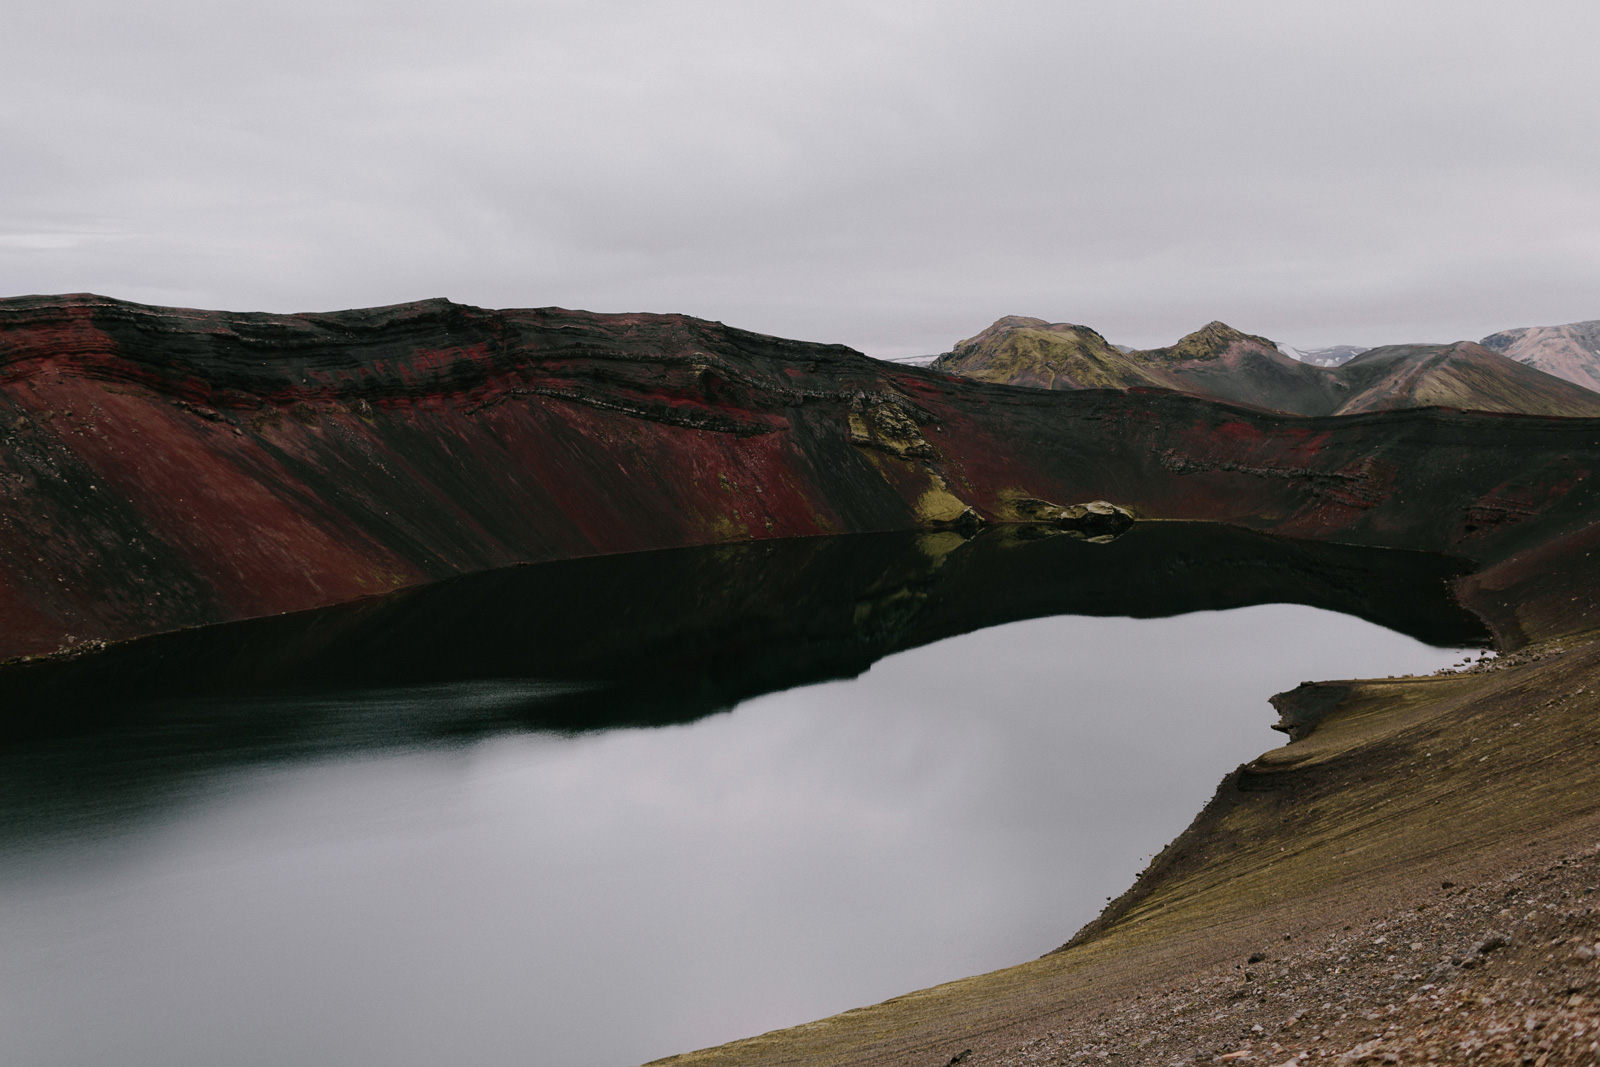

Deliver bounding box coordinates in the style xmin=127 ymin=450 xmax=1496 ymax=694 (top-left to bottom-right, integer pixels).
xmin=1334 ymin=340 xmax=1600 ymax=416
xmin=1131 ymin=320 xmax=1351 ymax=414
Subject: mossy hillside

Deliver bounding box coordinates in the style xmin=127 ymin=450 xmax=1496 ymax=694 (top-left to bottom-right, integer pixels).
xmin=932 ymin=317 xmax=1176 ymax=391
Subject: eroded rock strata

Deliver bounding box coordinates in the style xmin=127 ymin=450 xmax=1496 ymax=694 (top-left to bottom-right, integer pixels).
xmin=4 ymin=293 xmax=1600 ymax=661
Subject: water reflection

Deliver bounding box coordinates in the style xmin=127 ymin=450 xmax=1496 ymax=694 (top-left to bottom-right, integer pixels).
xmin=1 ymin=521 xmax=1483 ymax=766
xmin=0 ymin=526 xmax=1488 ymax=1066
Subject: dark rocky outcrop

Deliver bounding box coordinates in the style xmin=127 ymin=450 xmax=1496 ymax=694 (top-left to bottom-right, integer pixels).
xmin=1010 ymin=497 xmax=1135 ymax=539
xmin=1268 ymin=680 xmax=1356 ymax=741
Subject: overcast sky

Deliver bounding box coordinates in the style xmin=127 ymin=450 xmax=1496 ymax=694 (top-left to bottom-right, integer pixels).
xmin=4 ymin=1 xmax=1599 ymax=357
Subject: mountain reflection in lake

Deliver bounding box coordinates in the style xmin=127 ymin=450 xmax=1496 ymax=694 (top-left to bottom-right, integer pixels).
xmin=0 ymin=527 xmax=1487 ymax=1067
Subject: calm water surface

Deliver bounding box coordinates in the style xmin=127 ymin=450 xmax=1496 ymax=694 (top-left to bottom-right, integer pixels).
xmin=0 ymin=604 xmax=1473 ymax=1067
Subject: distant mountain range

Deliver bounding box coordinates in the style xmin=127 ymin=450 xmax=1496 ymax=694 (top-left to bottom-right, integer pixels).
xmin=1480 ymin=319 xmax=1600 ymax=393
xmin=1279 ymin=344 xmax=1367 ymax=368
xmin=930 ymin=317 xmax=1600 ymax=417
xmin=1278 ymin=320 xmax=1600 ymax=389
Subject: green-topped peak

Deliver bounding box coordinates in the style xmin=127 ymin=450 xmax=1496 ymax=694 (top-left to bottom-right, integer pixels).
xmin=1132 ymin=321 xmax=1278 ymax=363
xmin=931 ymin=316 xmax=1177 ymax=392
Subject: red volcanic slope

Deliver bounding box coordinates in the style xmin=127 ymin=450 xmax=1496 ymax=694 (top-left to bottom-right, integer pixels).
xmin=2 ymin=294 xmax=1599 ymax=660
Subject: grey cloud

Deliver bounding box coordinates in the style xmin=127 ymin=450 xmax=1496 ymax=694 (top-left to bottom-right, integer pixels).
xmin=3 ymin=0 xmax=1599 ymax=355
